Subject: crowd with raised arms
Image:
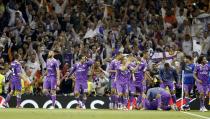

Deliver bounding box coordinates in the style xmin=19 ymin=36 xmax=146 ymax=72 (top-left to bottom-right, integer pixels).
xmin=0 ymin=0 xmax=209 ymax=111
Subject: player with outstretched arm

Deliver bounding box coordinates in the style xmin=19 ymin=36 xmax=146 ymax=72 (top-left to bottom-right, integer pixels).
xmin=68 ymin=55 xmax=94 ymax=109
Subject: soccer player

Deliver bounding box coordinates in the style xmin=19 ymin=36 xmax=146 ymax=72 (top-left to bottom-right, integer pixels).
xmin=129 ymin=56 xmax=147 ymax=110
xmin=115 ymin=56 xmax=131 ymax=110
xmin=43 ymin=51 xmax=60 ymax=109
xmin=142 ymin=87 xmax=172 ymax=110
xmin=159 ymin=62 xmax=178 ymax=110
xmin=68 ymin=55 xmax=94 ymax=109
xmin=3 ymin=54 xmax=23 ymax=108
xmin=108 ymin=53 xmax=122 ymax=109
xmin=140 ymin=51 xmax=151 ymax=93
xmin=182 ymin=55 xmax=195 ymax=110
xmin=194 ymin=56 xmax=209 ymax=112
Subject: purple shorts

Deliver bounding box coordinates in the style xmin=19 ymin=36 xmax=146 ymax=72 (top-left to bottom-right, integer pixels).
xmin=160 ymin=82 xmax=175 ymax=91
xmin=10 ymin=79 xmax=21 ymax=91
xmin=130 ymin=82 xmax=144 ymax=94
xmin=116 ymin=82 xmax=129 ymax=94
xmin=184 ymin=84 xmax=194 ymax=94
xmin=74 ymin=81 xmax=88 ymax=93
xmin=43 ymin=76 xmax=57 ymax=90
xmin=196 ymin=83 xmax=208 ymax=95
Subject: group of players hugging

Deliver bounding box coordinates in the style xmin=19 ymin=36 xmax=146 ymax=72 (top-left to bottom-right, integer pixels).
xmin=1 ymin=50 xmax=210 ymax=112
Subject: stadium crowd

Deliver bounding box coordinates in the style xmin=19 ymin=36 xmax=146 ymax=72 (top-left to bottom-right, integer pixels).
xmin=0 ymin=0 xmax=210 ymax=110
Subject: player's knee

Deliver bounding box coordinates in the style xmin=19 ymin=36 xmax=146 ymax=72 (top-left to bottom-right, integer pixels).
xmin=200 ymin=93 xmax=204 ymax=97
xmin=111 ymin=89 xmax=116 ymax=94
xmin=75 ymin=92 xmax=80 ymax=98
xmin=83 ymin=95 xmax=87 ymax=100
xmin=51 ymin=90 xmax=56 ymax=95
xmin=171 ymin=91 xmax=175 ymax=95
xmin=123 ymin=93 xmax=128 ymax=97
xmin=142 ymin=93 xmax=147 ymax=99
xmin=185 ymin=92 xmax=189 ymax=97
xmin=43 ymin=89 xmax=48 ymax=95
xmin=9 ymin=90 xmax=14 ymax=95
xmin=118 ymin=93 xmax=123 ymax=97
xmin=16 ymin=93 xmax=21 ymax=98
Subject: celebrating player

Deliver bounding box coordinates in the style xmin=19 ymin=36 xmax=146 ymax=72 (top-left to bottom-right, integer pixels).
xmin=129 ymin=56 xmax=146 ymax=110
xmin=182 ymin=55 xmax=195 ymax=111
xmin=108 ymin=53 xmax=122 ymax=109
xmin=159 ymin=62 xmax=178 ymax=110
xmin=142 ymin=87 xmax=172 ymax=111
xmin=43 ymin=51 xmax=60 ymax=109
xmin=115 ymin=56 xmax=131 ymax=110
xmin=194 ymin=56 xmax=209 ymax=112
xmin=68 ymin=55 xmax=94 ymax=109
xmin=3 ymin=54 xmax=23 ymax=108
xmin=132 ymin=51 xmax=151 ymax=109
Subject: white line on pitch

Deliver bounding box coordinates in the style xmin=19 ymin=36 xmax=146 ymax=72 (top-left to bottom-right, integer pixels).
xmin=181 ymin=111 xmax=210 ymax=119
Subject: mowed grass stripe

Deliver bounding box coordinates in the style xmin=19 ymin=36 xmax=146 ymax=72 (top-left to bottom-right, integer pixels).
xmin=0 ymin=109 xmax=206 ymax=119
xmin=187 ymin=111 xmax=210 ymax=118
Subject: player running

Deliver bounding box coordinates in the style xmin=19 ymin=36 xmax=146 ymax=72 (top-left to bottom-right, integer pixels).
xmin=194 ymin=56 xmax=209 ymax=112
xmin=68 ymin=55 xmax=94 ymax=109
xmin=43 ymin=51 xmax=60 ymax=109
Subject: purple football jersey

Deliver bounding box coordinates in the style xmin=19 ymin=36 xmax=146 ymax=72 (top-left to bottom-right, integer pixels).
xmin=10 ymin=60 xmax=22 ymax=91
xmin=46 ymin=58 xmax=59 ymax=77
xmin=10 ymin=60 xmax=22 ymax=81
xmin=108 ymin=59 xmax=120 ymax=79
xmin=133 ymin=61 xmax=147 ymax=82
xmin=194 ymin=64 xmax=210 ymax=85
xmin=116 ymin=64 xmax=131 ymax=84
xmin=70 ymin=59 xmax=94 ymax=81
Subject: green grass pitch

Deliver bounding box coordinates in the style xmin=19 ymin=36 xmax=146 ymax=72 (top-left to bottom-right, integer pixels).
xmin=0 ymin=109 xmax=209 ymax=119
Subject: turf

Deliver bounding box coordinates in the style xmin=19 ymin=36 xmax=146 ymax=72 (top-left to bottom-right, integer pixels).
xmin=0 ymin=109 xmax=209 ymax=119
xmin=189 ymin=111 xmax=210 ymax=117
